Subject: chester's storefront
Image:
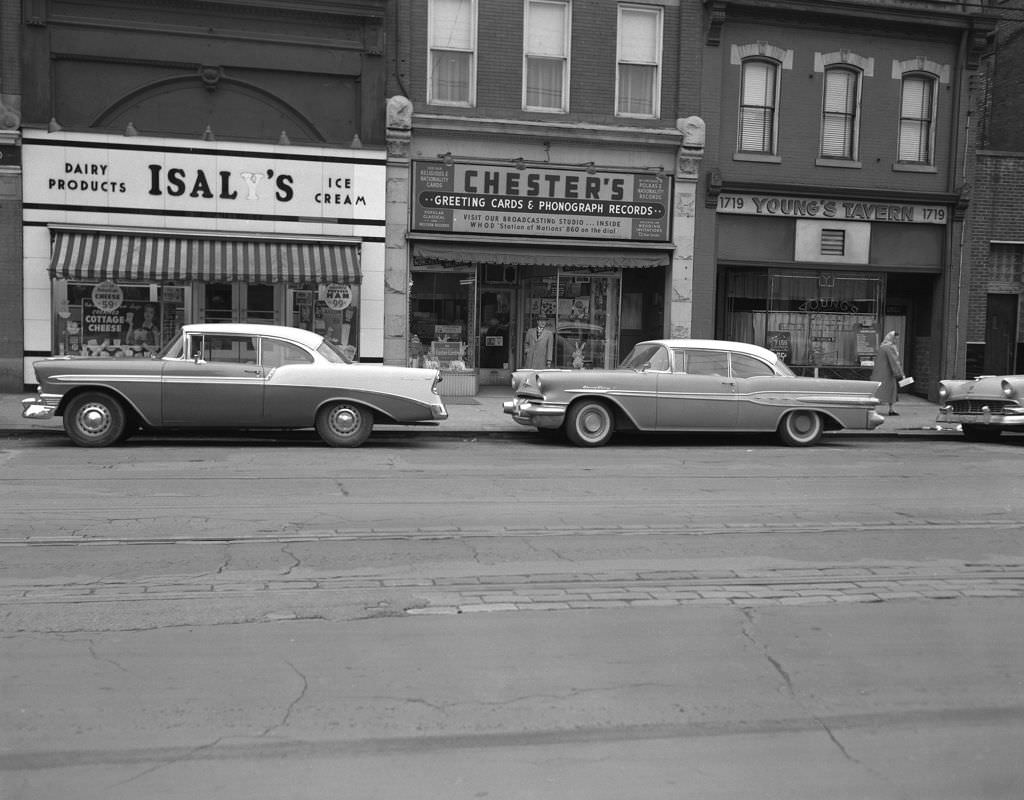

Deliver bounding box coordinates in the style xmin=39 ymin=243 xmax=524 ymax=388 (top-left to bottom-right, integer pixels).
xmin=406 ymin=159 xmax=675 ymax=392
xmin=21 ymin=130 xmax=385 ymax=386
xmin=713 ymin=190 xmax=955 ymax=390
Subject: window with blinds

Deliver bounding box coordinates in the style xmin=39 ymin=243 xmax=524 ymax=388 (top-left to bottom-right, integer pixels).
xmin=821 ymin=67 xmax=860 ymax=160
xmin=429 ymin=0 xmax=477 ymax=106
xmin=898 ymin=73 xmax=935 ymax=164
xmin=524 ymin=0 xmax=570 ymax=112
xmin=738 ymin=59 xmax=778 ymax=154
xmin=616 ymin=5 xmax=662 ymax=118
xmin=820 ymin=229 xmax=846 ymax=257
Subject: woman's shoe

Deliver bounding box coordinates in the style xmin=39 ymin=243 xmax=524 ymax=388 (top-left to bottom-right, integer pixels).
xmin=888 ymin=411 xmax=899 ymax=416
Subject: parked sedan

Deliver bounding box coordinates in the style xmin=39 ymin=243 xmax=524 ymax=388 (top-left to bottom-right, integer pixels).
xmin=22 ymin=323 xmax=448 ymax=447
xmin=936 ymin=374 xmax=1024 ymax=440
xmin=503 ymin=339 xmax=884 ymax=447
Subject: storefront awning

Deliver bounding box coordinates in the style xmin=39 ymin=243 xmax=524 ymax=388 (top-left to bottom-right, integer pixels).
xmin=412 ymin=243 xmax=670 ymax=270
xmin=49 ymin=231 xmax=361 ymax=284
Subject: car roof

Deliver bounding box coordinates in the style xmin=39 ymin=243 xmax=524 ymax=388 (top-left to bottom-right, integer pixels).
xmin=640 ymin=339 xmax=781 ymax=362
xmin=181 ymin=323 xmax=325 ymax=349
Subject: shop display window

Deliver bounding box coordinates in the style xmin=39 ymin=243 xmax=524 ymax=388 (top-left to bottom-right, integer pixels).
xmin=725 ymin=270 xmax=882 ymax=371
xmin=521 ymin=270 xmax=620 ymax=369
xmin=54 ymin=280 xmax=185 ymax=358
xmin=288 ymin=283 xmax=361 ymax=360
xmin=409 ymin=270 xmax=476 ymax=370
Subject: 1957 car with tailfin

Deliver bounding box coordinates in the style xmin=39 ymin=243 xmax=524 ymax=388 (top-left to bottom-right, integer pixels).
xmin=503 ymin=339 xmax=884 ymax=447
xmin=936 ymin=373 xmax=1024 ymax=440
xmin=22 ymin=323 xmax=447 ymax=447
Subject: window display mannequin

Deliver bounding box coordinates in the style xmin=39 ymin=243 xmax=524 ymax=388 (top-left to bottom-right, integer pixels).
xmin=523 ymin=316 xmax=554 ymax=369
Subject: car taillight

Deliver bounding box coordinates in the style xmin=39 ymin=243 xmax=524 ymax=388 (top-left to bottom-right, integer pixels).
xmin=1002 ymin=380 xmax=1017 ymax=400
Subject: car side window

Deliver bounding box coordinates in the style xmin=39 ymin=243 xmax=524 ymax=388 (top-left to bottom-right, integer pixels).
xmin=645 ymin=346 xmax=670 ymax=371
xmin=262 ymin=338 xmax=313 ymax=368
xmin=204 ymin=335 xmax=258 ymax=364
xmin=731 ymin=353 xmax=776 ymax=378
xmin=684 ymin=349 xmax=729 ymax=376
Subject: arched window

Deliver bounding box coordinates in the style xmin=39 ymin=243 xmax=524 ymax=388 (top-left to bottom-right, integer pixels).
xmin=898 ymin=73 xmax=936 ymax=164
xmin=739 ymin=59 xmax=779 ymax=154
xmin=821 ymin=66 xmax=860 ymax=160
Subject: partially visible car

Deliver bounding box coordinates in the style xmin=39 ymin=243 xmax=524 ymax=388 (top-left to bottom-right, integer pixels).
xmin=936 ymin=374 xmax=1024 ymax=440
xmin=22 ymin=323 xmax=448 ymax=447
xmin=503 ymin=339 xmax=885 ymax=447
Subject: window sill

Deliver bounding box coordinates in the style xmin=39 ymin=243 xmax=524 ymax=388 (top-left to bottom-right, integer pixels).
xmin=733 ymin=152 xmax=781 ymax=164
xmin=892 ymin=163 xmax=937 ymax=173
xmin=815 ymin=158 xmax=862 ymax=169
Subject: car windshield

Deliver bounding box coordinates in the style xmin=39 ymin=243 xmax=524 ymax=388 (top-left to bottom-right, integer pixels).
xmin=619 ymin=343 xmax=667 ymax=370
xmin=318 ymin=339 xmax=353 ymax=364
xmin=156 ymin=332 xmax=184 ymax=359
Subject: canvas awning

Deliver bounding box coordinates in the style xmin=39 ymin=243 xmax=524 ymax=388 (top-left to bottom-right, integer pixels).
xmin=49 ymin=231 xmax=361 ymax=283
xmin=412 ymin=242 xmax=670 ymax=269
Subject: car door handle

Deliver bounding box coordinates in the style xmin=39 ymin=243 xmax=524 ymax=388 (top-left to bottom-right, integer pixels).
xmin=244 ymin=368 xmax=262 ymax=375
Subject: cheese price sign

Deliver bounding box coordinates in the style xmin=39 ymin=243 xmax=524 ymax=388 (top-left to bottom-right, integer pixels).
xmin=411 ymin=161 xmax=672 ymax=243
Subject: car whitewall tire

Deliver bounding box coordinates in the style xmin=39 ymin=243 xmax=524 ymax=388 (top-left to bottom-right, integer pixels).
xmin=565 ymin=400 xmax=614 ymax=447
xmin=777 ymin=409 xmax=823 ymax=447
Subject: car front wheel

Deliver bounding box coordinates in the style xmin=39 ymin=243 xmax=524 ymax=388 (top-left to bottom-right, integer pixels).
xmin=777 ymin=409 xmax=823 ymax=447
xmin=316 ymin=401 xmax=373 ymax=447
xmin=63 ymin=391 xmax=127 ymax=447
xmin=565 ymin=400 xmax=614 ymax=447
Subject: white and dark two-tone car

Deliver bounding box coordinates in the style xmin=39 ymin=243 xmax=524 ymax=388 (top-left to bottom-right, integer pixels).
xmin=22 ymin=323 xmax=448 ymax=447
xmin=503 ymin=339 xmax=885 ymax=447
xmin=936 ymin=373 xmax=1024 ymax=440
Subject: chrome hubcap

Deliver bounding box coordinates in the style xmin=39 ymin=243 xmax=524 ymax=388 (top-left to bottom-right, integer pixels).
xmin=331 ymin=407 xmax=358 ymax=435
xmin=78 ymin=404 xmax=111 ymax=436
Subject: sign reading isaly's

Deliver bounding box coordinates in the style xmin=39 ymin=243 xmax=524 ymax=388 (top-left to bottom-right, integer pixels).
xmin=411 ymin=160 xmax=672 ymax=242
xmin=716 ymin=193 xmax=948 ymax=224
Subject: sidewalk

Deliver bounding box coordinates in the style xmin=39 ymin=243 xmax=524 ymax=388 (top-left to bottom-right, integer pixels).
xmin=1 ymin=387 xmax=953 ymax=438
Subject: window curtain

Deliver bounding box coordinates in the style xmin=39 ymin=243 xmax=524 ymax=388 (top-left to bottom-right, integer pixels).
xmin=617 ymin=7 xmax=659 ymax=116
xmin=525 ymin=0 xmax=567 ymax=109
xmin=618 ymin=65 xmax=655 ymax=115
xmin=431 ymin=51 xmax=471 ymax=103
xmin=430 ymin=0 xmax=474 ymax=103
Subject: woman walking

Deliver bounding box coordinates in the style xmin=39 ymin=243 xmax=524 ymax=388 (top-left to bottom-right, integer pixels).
xmin=871 ymin=331 xmax=905 ymax=416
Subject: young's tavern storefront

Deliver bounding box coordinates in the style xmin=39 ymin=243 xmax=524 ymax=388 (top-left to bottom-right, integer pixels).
xmin=21 ymin=129 xmax=385 ymax=387
xmin=406 ymin=159 xmax=675 ymax=393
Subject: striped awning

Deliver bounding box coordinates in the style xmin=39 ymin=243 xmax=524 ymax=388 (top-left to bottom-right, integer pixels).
xmin=49 ymin=231 xmax=361 ymax=284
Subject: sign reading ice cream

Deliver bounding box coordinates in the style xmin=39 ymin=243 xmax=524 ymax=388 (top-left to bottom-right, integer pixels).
xmin=23 ymin=131 xmax=386 ymax=223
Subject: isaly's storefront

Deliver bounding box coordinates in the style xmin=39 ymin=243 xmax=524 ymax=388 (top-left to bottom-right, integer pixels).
xmin=405 ymin=159 xmax=674 ymax=393
xmin=21 ymin=129 xmax=385 ymax=387
xmin=713 ymin=189 xmax=955 ymax=391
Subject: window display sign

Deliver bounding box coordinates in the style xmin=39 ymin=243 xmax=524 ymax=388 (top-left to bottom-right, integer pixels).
xmin=411 ymin=160 xmax=672 ymax=242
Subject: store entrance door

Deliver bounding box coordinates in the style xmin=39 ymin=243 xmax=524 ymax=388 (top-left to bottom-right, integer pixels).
xmin=478 ymin=288 xmax=514 ymax=385
xmin=201 ymin=282 xmax=277 ymax=324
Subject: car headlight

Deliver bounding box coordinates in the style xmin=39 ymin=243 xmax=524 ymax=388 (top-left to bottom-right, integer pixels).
xmin=937 ymin=385 xmax=948 ymax=402
xmin=1002 ymin=380 xmax=1017 ymax=400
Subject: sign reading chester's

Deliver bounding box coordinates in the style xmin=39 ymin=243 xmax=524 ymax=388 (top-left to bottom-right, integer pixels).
xmin=411 ymin=161 xmax=672 ymax=242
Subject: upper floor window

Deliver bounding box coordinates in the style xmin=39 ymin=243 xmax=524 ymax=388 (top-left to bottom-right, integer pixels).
xmin=821 ymin=66 xmax=861 ymax=160
xmin=898 ymin=73 xmax=936 ymax=164
xmin=524 ymin=0 xmax=570 ymax=112
xmin=738 ymin=59 xmax=779 ymax=154
xmin=616 ymin=5 xmax=662 ymax=118
xmin=429 ymin=0 xmax=477 ymax=106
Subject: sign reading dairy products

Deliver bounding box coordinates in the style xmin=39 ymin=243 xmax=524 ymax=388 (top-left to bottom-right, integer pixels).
xmin=22 ymin=132 xmax=386 ymax=223
xmin=411 ymin=160 xmax=672 ymax=242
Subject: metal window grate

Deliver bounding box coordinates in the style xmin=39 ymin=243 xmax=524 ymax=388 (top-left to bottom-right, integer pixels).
xmin=820 ymin=229 xmax=846 ymax=257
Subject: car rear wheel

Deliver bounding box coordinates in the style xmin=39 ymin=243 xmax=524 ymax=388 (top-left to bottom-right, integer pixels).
xmin=63 ymin=391 xmax=127 ymax=447
xmin=777 ymin=409 xmax=823 ymax=447
xmin=565 ymin=400 xmax=614 ymax=447
xmin=316 ymin=401 xmax=373 ymax=447
xmin=963 ymin=425 xmax=1003 ymax=442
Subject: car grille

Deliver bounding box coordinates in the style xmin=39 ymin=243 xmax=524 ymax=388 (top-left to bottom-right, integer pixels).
xmin=949 ymin=399 xmax=1013 ymax=415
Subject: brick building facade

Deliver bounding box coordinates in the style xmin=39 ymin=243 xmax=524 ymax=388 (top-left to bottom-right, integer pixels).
xmin=0 ymin=1 xmax=23 ymax=391
xmin=382 ymin=0 xmax=705 ymax=392
xmin=696 ymin=0 xmax=997 ymax=398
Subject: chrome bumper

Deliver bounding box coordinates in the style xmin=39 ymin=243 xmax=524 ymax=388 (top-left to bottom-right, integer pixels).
xmin=936 ymin=405 xmax=1024 ymax=428
xmin=503 ymin=397 xmax=565 ymax=429
xmin=867 ymin=410 xmax=885 ymax=430
xmin=22 ymin=395 xmax=59 ymax=420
